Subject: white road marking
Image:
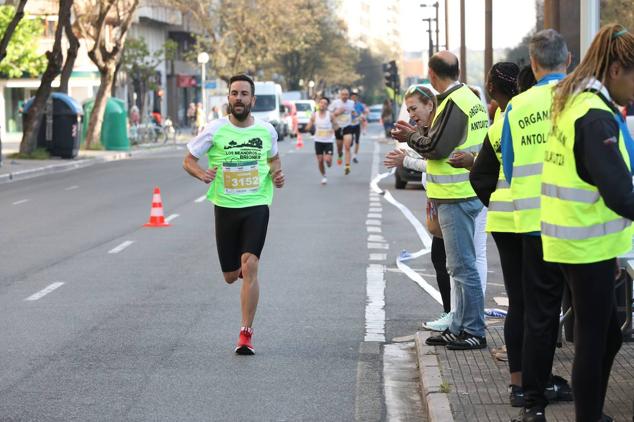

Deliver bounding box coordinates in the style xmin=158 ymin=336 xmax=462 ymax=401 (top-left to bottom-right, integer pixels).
xmin=25 ymin=282 xmax=65 ymax=301
xmin=369 ymin=207 xmax=382 ymax=212
xmin=108 ymin=240 xmax=134 ymax=254
xmin=367 ymin=226 xmax=382 ymax=233
xmin=195 ymin=195 xmax=206 ymax=203
xmin=12 ymin=199 xmax=29 ymax=205
xmin=367 ymin=213 xmax=382 ymax=219
xmin=368 ymin=242 xmax=389 ymax=250
xmin=494 ymin=296 xmax=509 ymax=307
xmin=165 ymin=214 xmax=180 ymax=223
xmin=367 ymin=234 xmax=385 ymax=242
xmin=370 ymin=253 xmax=387 ymax=261
xmin=366 ymin=219 xmax=381 ymax=226
xmin=65 ymin=185 xmax=79 ymax=191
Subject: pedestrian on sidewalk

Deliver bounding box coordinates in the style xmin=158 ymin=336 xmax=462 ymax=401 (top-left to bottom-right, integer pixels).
xmin=500 ymin=29 xmax=573 ymax=422
xmin=391 ymin=51 xmax=489 ymax=350
xmin=542 ymin=24 xmax=634 ymax=422
xmin=471 ymin=62 xmax=528 ymax=406
xmin=183 ymin=74 xmax=285 ymax=355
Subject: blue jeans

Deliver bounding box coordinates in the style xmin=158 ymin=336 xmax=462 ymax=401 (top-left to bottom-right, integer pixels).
xmin=437 ymin=198 xmax=485 ymax=337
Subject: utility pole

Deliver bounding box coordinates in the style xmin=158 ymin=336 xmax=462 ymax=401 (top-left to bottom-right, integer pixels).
xmin=485 ymin=0 xmax=493 ymax=79
xmin=460 ymin=0 xmax=466 ymax=82
xmin=445 ymin=0 xmax=449 ymax=50
xmin=423 ymin=18 xmax=435 ymax=59
xmin=580 ymin=0 xmax=599 ymax=56
xmin=421 ymin=2 xmax=440 ymax=52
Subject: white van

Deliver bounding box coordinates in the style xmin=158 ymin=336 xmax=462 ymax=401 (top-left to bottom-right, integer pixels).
xmin=252 ymin=81 xmax=285 ymax=140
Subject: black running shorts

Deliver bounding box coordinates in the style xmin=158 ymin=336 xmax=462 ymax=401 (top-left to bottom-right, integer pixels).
xmin=351 ymin=125 xmax=361 ymax=145
xmin=214 ymin=205 xmax=269 ymax=272
xmin=314 ymin=141 xmax=334 ymax=155
xmin=334 ymin=126 xmax=355 ymax=140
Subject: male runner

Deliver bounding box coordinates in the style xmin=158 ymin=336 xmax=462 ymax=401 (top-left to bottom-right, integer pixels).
xmin=183 ymin=74 xmax=285 ymax=355
xmin=330 ymin=88 xmax=356 ymax=175
xmin=350 ymin=92 xmax=368 ymax=163
xmin=305 ymin=97 xmax=337 ymax=184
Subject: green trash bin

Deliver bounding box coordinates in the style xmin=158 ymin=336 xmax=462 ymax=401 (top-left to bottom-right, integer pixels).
xmin=82 ymin=97 xmax=130 ymax=151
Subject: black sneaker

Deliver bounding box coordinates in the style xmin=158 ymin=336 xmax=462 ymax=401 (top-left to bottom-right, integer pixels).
xmin=544 ymin=375 xmax=573 ymax=402
xmin=509 ymin=384 xmax=525 ymax=408
xmin=446 ymin=331 xmax=487 ymax=350
xmin=425 ymin=328 xmax=459 ymax=346
xmin=510 ymin=407 xmax=546 ymax=422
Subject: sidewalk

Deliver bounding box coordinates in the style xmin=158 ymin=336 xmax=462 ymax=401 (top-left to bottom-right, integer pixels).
xmin=415 ymin=322 xmax=634 ymax=422
xmin=0 ymin=137 xmax=186 ymax=184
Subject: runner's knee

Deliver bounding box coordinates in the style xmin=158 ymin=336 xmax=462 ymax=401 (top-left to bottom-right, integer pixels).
xmin=241 ymin=254 xmax=259 ymax=279
xmin=223 ymin=271 xmax=240 ymax=284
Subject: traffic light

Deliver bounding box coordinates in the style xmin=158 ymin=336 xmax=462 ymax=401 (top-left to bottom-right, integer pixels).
xmin=383 ymin=60 xmax=400 ymax=92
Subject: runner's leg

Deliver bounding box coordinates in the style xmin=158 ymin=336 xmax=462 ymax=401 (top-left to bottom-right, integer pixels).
xmin=343 ymin=134 xmax=352 ymax=166
xmin=317 ymin=154 xmax=325 ymax=176
xmin=240 ymin=252 xmax=260 ymax=327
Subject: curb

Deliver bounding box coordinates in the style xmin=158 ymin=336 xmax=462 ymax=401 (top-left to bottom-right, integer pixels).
xmin=414 ymin=331 xmax=455 ymax=422
xmin=0 ymin=144 xmax=182 ymax=184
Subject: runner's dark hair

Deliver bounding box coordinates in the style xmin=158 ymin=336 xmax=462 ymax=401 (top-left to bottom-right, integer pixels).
xmin=489 ymin=62 xmax=519 ymax=97
xmin=517 ymin=65 xmax=537 ymax=92
xmin=320 ymin=96 xmax=330 ymax=104
xmin=229 ymin=74 xmax=255 ymax=95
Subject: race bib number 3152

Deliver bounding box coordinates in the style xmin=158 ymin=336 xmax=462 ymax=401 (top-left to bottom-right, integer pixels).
xmin=223 ymin=161 xmax=260 ymax=194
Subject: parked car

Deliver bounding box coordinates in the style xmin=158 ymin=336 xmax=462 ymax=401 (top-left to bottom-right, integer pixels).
xmin=252 ymin=81 xmax=285 ymax=141
xmin=367 ymin=104 xmax=382 ymax=122
xmin=294 ymin=100 xmax=316 ymax=133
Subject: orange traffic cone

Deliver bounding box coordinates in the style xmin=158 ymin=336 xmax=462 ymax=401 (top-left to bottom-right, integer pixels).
xmin=144 ymin=186 xmax=171 ymax=227
xmin=296 ymin=132 xmax=304 ymax=149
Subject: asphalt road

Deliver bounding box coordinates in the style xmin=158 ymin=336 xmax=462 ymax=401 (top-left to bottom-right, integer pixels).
xmin=0 ymin=123 xmax=505 ymax=421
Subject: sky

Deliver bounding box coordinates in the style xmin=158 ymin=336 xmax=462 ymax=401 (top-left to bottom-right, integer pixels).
xmin=400 ymin=0 xmax=538 ymax=52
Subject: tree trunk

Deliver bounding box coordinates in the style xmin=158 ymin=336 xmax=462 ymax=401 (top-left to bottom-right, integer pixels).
xmin=0 ymin=0 xmax=28 ymax=63
xmin=58 ymin=6 xmax=79 ymax=94
xmin=84 ymin=65 xmax=114 ymax=149
xmin=19 ymin=0 xmax=68 ymax=155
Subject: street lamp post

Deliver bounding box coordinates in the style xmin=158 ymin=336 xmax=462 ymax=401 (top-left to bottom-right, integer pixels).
xmin=421 ymin=2 xmax=440 ymax=52
xmin=197 ymin=52 xmax=209 ymax=119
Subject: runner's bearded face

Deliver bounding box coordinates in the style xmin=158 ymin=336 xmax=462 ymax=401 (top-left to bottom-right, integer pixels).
xmin=228 ymin=81 xmax=255 ymax=121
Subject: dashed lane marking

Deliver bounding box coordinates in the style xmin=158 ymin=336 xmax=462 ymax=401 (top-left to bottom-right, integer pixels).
xmin=108 ymin=240 xmax=134 ymax=254
xmin=165 ymin=214 xmax=180 ymax=223
xmin=65 ymin=185 xmax=79 ymax=191
xmin=12 ymin=199 xmax=29 ymax=205
xmin=194 ymin=195 xmax=206 ymax=203
xmin=25 ymin=282 xmax=65 ymax=301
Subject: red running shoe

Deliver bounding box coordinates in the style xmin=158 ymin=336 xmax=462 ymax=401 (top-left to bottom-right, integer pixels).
xmin=235 ymin=327 xmax=254 ymax=355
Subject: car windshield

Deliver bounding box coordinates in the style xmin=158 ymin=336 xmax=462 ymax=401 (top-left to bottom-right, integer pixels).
xmin=295 ymin=103 xmax=312 ymax=111
xmin=252 ymin=95 xmax=276 ymax=112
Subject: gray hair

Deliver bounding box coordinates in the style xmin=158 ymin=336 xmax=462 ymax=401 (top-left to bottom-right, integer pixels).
xmin=529 ymin=29 xmax=569 ymax=70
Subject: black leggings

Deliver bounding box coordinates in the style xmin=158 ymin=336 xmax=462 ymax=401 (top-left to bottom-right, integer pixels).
xmin=491 ymin=232 xmax=524 ymax=374
xmin=431 ymin=236 xmax=451 ymax=313
xmin=561 ymin=258 xmax=622 ymax=422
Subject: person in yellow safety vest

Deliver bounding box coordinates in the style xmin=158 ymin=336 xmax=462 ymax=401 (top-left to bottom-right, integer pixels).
xmin=470 ymin=62 xmax=529 ymax=407
xmin=542 ymin=24 xmax=634 ymax=422
xmin=391 ymin=51 xmax=489 ymax=351
xmin=500 ymin=29 xmax=574 ymax=422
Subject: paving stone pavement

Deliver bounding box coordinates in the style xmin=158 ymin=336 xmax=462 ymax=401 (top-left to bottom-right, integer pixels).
xmin=435 ymin=323 xmax=634 ymax=422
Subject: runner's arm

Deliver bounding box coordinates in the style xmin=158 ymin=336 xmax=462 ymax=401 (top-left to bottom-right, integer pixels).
xmin=183 ymin=153 xmax=217 ymax=183
xmin=305 ymin=114 xmax=316 ymax=131
xmin=268 ymin=154 xmax=284 ymax=188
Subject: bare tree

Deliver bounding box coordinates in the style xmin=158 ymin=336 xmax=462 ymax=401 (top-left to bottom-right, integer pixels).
xmin=75 ymin=0 xmax=139 ymax=149
xmin=19 ymin=0 xmax=72 ymax=155
xmin=0 ymin=0 xmax=28 ymax=63
xmin=0 ymin=0 xmax=28 ymax=162
xmin=58 ymin=11 xmax=80 ymax=94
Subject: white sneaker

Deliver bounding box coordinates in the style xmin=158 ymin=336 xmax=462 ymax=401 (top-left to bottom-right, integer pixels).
xmin=321 ymin=176 xmax=327 ymax=185
xmin=423 ymin=312 xmax=453 ymax=332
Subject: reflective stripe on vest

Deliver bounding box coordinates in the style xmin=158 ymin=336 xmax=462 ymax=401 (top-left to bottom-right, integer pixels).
xmin=513 ymin=197 xmax=540 ymax=210
xmin=541 ymin=183 xmax=600 ymax=204
xmin=541 ymin=90 xmax=633 ymax=264
xmin=496 ymin=179 xmax=510 ymax=189
xmin=513 ymin=163 xmax=543 ymax=177
xmin=542 ymin=218 xmax=631 ymax=240
xmin=488 ymin=201 xmax=514 ymax=212
xmin=427 ymin=173 xmax=471 ymax=184
xmin=426 ymin=84 xmax=488 ymax=199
